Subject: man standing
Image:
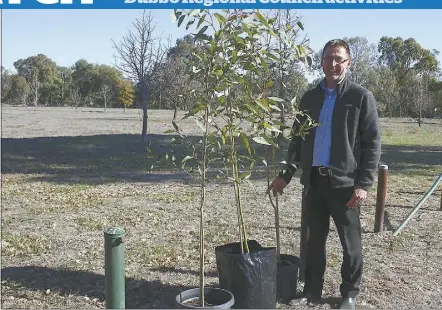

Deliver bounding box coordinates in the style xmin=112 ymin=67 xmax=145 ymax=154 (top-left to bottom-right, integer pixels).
xmin=268 ymin=39 xmax=381 ymax=309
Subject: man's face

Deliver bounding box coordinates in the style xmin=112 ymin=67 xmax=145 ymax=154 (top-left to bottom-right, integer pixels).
xmin=321 ymin=45 xmax=351 ymax=85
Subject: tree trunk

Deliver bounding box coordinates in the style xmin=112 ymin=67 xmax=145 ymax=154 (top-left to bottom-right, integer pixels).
xmin=280 ymin=105 xmax=285 ymax=123
xmin=140 ymin=84 xmax=149 ymax=143
xmin=278 ymin=80 xmax=285 ymax=139
xmin=34 ymin=84 xmax=38 ymax=107
xmin=173 ymin=102 xmax=178 ymax=122
xmin=159 ymin=92 xmax=162 ymax=109
xmin=418 ymin=109 xmax=422 ymax=127
xmin=142 ymin=102 xmax=148 ymax=142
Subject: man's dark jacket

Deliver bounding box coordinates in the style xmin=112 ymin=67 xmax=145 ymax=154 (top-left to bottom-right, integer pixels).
xmin=280 ymin=76 xmax=381 ymax=191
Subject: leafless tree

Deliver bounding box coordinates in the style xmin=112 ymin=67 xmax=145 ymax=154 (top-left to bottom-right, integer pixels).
xmin=410 ymin=75 xmax=435 ymax=127
xmin=343 ymin=36 xmax=378 ymax=86
xmin=156 ymin=56 xmax=196 ymax=121
xmin=112 ymin=10 xmax=169 ymax=142
xmin=71 ymin=87 xmax=82 ymax=111
xmin=100 ymin=84 xmax=112 ymax=112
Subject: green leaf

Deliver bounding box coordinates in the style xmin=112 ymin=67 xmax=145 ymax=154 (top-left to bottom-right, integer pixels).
xmin=184 ymin=103 xmax=206 ymax=118
xmin=207 ymin=133 xmax=218 ymax=144
xmin=255 ymin=11 xmax=270 ymax=29
xmin=273 ymin=120 xmax=291 ymax=130
xmin=194 ymin=118 xmax=206 ymax=133
xmin=181 ymin=155 xmax=196 ymax=169
xmin=239 ymin=132 xmax=252 ymax=155
xmin=233 ymin=35 xmax=245 ymax=46
xmin=266 ymin=51 xmax=279 ymax=62
xmin=214 ymin=30 xmax=221 ymax=40
xmin=249 ymin=160 xmax=256 ymax=173
xmin=269 ymin=104 xmax=281 ymax=112
xmin=299 ymin=45 xmax=306 ymax=56
xmin=195 ymin=33 xmax=211 ymax=41
xmin=164 ymin=129 xmax=175 ymax=134
xmin=214 ymin=69 xmax=223 ymax=76
xmin=268 ymin=96 xmax=285 ymax=102
xmin=197 ymin=14 xmax=206 ymax=29
xmin=186 ymin=19 xmax=195 ymax=30
xmin=297 ymin=21 xmax=304 ymax=30
xmin=221 ymin=126 xmax=228 ymax=145
xmin=255 ymin=98 xmax=270 ymax=112
xmin=252 ymin=136 xmax=271 ymax=146
xmin=174 ymin=10 xmax=182 ymax=20
xmin=178 ymin=15 xmax=185 ymax=27
xmin=240 ymin=172 xmax=251 ymax=180
xmin=232 ymin=50 xmax=238 ymax=63
xmin=214 ymin=13 xmax=226 ymax=24
xmin=198 ymin=25 xmax=208 ymax=35
xmin=259 ymin=56 xmax=268 ymax=71
xmin=217 ymin=94 xmax=226 ymax=105
xmin=209 ymin=40 xmax=216 ymax=54
xmin=181 ymin=155 xmax=194 ymax=164
xmin=263 ymin=122 xmax=282 ymax=133
xmin=244 ymin=103 xmax=261 ymax=116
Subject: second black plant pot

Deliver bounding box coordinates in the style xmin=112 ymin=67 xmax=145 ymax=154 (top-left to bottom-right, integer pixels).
xmin=277 ymin=254 xmax=300 ymax=302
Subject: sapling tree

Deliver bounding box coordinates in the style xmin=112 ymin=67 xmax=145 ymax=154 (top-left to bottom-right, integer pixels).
xmin=265 ymin=109 xmax=318 ymax=262
xmin=169 ymin=8 xmax=316 ymax=306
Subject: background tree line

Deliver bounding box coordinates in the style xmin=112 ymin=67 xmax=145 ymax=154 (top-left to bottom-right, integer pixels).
xmin=1 ymin=56 xmax=135 ymax=111
xmin=2 ymin=11 xmax=441 ymax=128
xmin=309 ymin=36 xmax=442 ymax=125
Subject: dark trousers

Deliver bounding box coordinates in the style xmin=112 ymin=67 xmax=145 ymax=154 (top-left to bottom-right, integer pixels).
xmin=303 ymin=170 xmax=363 ymax=299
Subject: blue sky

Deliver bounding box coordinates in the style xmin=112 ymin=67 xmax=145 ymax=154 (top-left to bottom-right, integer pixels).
xmin=2 ymin=9 xmax=441 ymax=78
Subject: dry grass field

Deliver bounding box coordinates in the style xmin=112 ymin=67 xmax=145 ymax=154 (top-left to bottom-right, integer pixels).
xmin=1 ymin=106 xmax=442 ymax=309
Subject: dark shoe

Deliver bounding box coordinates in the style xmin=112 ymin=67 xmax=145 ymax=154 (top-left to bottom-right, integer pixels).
xmin=290 ymin=293 xmax=322 ymax=306
xmin=339 ymin=296 xmax=356 ymax=309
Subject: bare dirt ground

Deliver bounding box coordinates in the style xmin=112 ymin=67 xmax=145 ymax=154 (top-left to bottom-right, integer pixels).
xmin=1 ymin=106 xmax=442 ymax=309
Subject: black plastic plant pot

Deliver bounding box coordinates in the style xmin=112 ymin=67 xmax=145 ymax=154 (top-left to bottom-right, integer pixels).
xmin=175 ymin=287 xmax=235 ymax=309
xmin=215 ymin=240 xmax=277 ymax=309
xmin=277 ymin=254 xmax=300 ymax=302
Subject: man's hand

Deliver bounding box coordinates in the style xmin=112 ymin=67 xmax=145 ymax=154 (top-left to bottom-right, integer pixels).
xmin=346 ymin=186 xmax=368 ymax=208
xmin=267 ymin=177 xmax=288 ymax=197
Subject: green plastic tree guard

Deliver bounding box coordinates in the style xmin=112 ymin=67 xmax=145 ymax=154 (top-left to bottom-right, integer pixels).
xmin=393 ymin=174 xmax=442 ymax=236
xmin=104 ymin=227 xmax=126 ymax=309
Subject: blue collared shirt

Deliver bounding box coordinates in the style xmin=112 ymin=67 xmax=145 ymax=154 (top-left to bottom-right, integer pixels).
xmin=312 ymin=81 xmax=337 ymax=167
